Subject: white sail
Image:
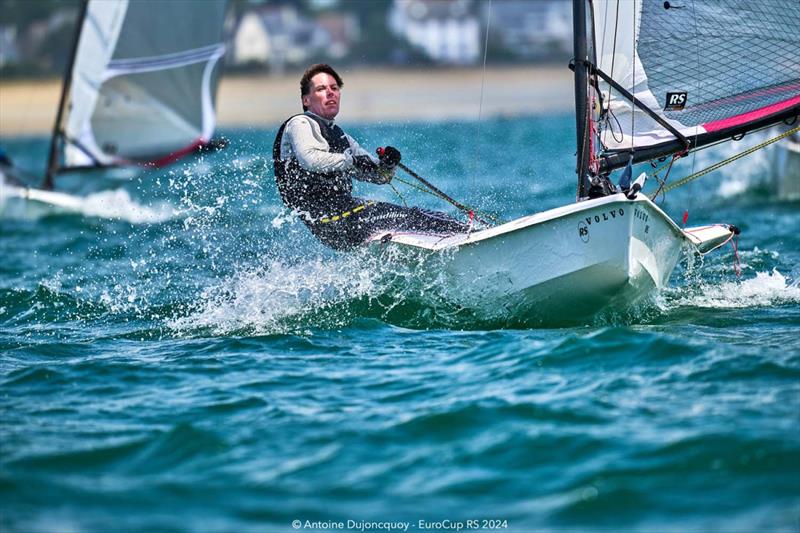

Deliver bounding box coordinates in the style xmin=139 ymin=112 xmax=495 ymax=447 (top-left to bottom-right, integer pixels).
xmin=593 ymin=0 xmax=800 ymax=157
xmin=63 ymin=0 xmax=227 ymax=169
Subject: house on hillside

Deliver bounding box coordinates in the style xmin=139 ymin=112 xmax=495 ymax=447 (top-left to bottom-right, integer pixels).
xmin=0 ymin=26 xmax=19 ymax=68
xmin=490 ymin=0 xmax=572 ymax=60
xmin=233 ymin=11 xmax=271 ymax=65
xmin=388 ymin=0 xmax=481 ymax=65
xmin=232 ymin=4 xmax=358 ymax=70
xmin=316 ymin=12 xmax=359 ymax=60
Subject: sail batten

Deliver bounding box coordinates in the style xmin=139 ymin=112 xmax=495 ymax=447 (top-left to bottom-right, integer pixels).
xmin=591 ymin=0 xmax=800 ymax=173
xmin=107 ymin=44 xmax=224 ymax=74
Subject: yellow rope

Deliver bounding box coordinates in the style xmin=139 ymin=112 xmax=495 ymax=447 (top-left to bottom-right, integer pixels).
xmin=653 ymin=125 xmax=800 ymax=197
xmin=388 ymin=181 xmax=408 ymax=207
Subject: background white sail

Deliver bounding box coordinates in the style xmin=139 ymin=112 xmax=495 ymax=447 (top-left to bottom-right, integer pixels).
xmin=63 ymin=0 xmax=227 ymax=169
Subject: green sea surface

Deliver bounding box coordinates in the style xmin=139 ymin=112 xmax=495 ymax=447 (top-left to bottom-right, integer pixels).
xmin=2 ymin=115 xmax=799 ymax=532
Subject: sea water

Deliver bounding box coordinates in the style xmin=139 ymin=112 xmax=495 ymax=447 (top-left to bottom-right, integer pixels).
xmin=1 ymin=115 xmax=799 ymax=531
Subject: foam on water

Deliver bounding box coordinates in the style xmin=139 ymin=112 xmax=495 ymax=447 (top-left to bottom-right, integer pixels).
xmin=168 ymin=254 xmax=384 ymax=335
xmin=165 ymin=243 xmax=676 ymax=334
xmin=164 ymin=240 xmax=502 ymax=334
xmin=667 ymin=269 xmax=800 ymax=309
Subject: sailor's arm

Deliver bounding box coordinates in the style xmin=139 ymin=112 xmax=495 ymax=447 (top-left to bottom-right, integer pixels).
xmin=283 ymin=116 xmax=393 ymax=184
xmin=284 ymin=116 xmax=353 ymax=173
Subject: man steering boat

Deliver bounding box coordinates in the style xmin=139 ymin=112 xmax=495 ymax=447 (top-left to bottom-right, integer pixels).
xmin=273 ymin=63 xmax=468 ymax=251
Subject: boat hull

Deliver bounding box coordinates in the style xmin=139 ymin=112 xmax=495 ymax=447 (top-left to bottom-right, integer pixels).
xmin=368 ymin=194 xmax=733 ymax=322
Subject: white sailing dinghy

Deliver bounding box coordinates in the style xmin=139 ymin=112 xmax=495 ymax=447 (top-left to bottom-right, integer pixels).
xmin=0 ymin=0 xmax=228 ymax=211
xmin=368 ymin=0 xmax=799 ymax=318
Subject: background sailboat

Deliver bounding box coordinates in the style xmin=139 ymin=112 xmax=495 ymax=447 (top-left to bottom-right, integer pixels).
xmin=369 ymin=0 xmax=798 ymax=322
xmin=766 ymin=127 xmax=800 ymax=200
xmin=0 ymin=0 xmax=228 ymax=214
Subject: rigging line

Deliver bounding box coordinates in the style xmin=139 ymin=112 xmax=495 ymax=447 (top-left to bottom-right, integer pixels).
xmin=470 ymin=0 xmax=492 ymax=192
xmin=388 ymin=182 xmax=408 ymax=208
xmin=597 ymin=0 xmax=609 ymax=70
xmin=650 ymin=152 xmax=680 ymax=203
xmin=653 ymin=124 xmax=800 ymax=196
xmin=688 ymin=0 xmax=702 ymax=207
xmin=597 ymin=0 xmax=624 ymax=150
xmin=392 ymin=175 xmax=440 ymax=199
xmin=591 ymin=66 xmax=689 ymax=146
xmin=391 ymin=174 xmax=502 ymax=224
xmin=587 ymin=1 xmax=604 ymax=177
xmin=604 ymin=0 xmax=620 ymax=149
xmin=608 ymin=106 xmax=624 ymax=143
xmin=630 ymin=0 xmax=635 ymax=153
xmin=584 ymin=3 xmax=605 ymax=151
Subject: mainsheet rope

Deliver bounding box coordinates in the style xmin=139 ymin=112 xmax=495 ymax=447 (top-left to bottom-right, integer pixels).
xmin=389 ymin=173 xmax=503 ymax=226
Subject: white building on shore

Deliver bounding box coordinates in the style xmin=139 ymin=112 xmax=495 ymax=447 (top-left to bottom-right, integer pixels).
xmin=233 ymin=11 xmax=271 ymax=65
xmin=389 ymin=0 xmax=481 ymax=65
xmin=232 ymin=4 xmax=358 ymax=71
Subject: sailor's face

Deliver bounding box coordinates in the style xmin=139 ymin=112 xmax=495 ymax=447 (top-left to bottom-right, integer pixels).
xmin=304 ymin=72 xmax=340 ymax=120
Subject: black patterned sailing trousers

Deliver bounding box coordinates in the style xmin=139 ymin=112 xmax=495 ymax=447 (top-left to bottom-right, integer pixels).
xmin=306 ymin=200 xmax=469 ymax=251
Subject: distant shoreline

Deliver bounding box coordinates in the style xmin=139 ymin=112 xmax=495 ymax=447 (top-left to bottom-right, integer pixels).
xmin=0 ymin=65 xmax=573 ymax=136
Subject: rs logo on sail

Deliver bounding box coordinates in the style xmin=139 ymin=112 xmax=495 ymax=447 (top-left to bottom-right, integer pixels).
xmin=665 ymin=91 xmax=687 ymax=110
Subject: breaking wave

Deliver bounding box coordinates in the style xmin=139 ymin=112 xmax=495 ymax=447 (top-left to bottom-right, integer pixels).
xmin=166 ymin=246 xmax=484 ymax=335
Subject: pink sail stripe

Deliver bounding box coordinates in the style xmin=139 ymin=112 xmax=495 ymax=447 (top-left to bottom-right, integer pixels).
xmin=703 ymin=95 xmax=800 ymax=133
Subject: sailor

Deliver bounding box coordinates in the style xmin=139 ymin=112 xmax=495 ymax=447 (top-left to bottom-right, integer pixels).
xmin=273 ymin=63 xmax=468 ymax=251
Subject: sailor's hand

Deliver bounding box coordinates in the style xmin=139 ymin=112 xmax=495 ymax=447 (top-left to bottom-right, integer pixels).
xmin=353 ymin=155 xmax=378 ymax=173
xmin=374 ymin=167 xmax=393 ymax=184
xmin=377 ymin=146 xmax=401 ymax=167
xmin=353 ymin=155 xmax=392 ymax=184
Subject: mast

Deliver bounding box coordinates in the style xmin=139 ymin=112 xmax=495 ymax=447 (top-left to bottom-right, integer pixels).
xmin=572 ymin=0 xmax=590 ymax=200
xmin=43 ymin=0 xmax=88 ymax=190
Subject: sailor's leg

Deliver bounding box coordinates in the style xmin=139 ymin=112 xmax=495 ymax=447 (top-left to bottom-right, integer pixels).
xmin=355 ymin=202 xmax=469 ymax=236
xmin=304 ymin=199 xmax=373 ymax=251
xmin=308 ymin=221 xmax=369 ymax=251
xmin=304 ymin=201 xmax=469 ymax=250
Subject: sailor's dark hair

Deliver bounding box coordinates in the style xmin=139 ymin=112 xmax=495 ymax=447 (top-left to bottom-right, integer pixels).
xmin=300 ymin=63 xmax=343 ymax=111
